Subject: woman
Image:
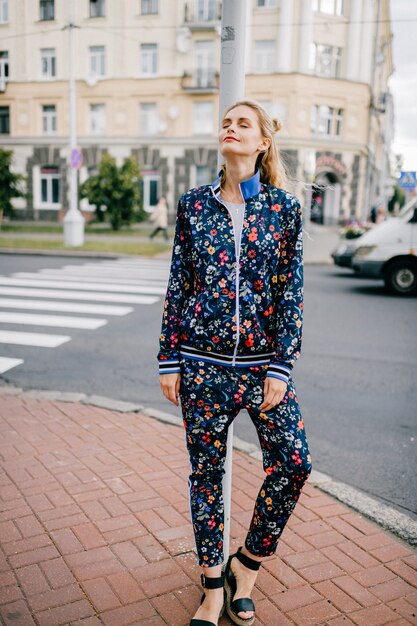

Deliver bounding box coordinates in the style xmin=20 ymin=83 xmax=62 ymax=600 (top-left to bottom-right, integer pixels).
xmin=158 ymin=100 xmax=312 ymax=626
xmin=149 ymin=195 xmax=169 ymax=241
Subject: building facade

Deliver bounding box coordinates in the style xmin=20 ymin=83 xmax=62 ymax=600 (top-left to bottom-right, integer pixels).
xmin=0 ymin=0 xmax=394 ymax=224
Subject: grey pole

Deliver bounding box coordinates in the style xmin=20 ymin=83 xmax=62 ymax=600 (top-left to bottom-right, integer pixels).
xmin=63 ymin=0 xmax=85 ymax=246
xmin=217 ymin=0 xmax=247 ymax=563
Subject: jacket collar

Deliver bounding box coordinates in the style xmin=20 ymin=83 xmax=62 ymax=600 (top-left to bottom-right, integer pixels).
xmin=211 ymin=167 xmax=262 ymax=202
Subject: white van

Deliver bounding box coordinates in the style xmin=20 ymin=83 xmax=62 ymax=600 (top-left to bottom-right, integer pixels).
xmin=351 ymin=198 xmax=417 ymax=296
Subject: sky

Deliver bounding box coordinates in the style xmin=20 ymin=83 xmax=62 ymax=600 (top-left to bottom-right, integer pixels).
xmin=389 ymin=0 xmax=417 ymax=172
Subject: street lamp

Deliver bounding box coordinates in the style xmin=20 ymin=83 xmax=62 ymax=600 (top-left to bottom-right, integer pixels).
xmin=63 ymin=1 xmax=85 ymax=246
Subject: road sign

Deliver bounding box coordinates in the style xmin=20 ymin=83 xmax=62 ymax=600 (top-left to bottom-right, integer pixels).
xmin=399 ymin=171 xmax=416 ymax=191
xmin=70 ymin=148 xmax=83 ymax=170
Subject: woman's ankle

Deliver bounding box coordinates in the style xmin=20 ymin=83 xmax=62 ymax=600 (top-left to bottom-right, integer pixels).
xmin=240 ymin=544 xmax=263 ymax=563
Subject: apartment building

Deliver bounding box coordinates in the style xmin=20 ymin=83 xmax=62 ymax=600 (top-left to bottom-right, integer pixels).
xmin=0 ymin=0 xmax=394 ymax=224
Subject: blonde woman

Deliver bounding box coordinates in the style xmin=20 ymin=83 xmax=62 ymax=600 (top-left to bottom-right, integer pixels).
xmin=158 ymin=100 xmax=312 ymax=626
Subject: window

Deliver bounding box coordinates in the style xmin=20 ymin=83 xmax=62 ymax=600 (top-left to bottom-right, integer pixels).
xmin=141 ymin=172 xmax=160 ymax=209
xmin=90 ymin=103 xmax=106 ymax=134
xmin=311 ymin=105 xmax=343 ymax=137
xmin=89 ymin=46 xmax=106 ymax=78
xmin=195 ymin=40 xmax=215 ymax=87
xmin=312 ymin=0 xmax=344 ymax=16
xmin=310 ymin=43 xmax=342 ymax=78
xmin=0 ymin=106 xmax=10 ymax=134
xmin=40 ymin=166 xmax=60 ymax=204
xmin=0 ymin=0 xmax=8 ymax=23
xmin=139 ymin=102 xmax=158 ymax=135
xmin=0 ymin=51 xmax=9 ymax=81
xmin=90 ymin=0 xmax=105 ymax=17
xmin=141 ymin=0 xmax=158 ymax=15
xmin=42 ymin=105 xmax=56 ymax=135
xmin=256 ymin=0 xmax=277 ymax=7
xmin=254 ymin=40 xmax=275 ymax=73
xmin=195 ymin=165 xmax=210 ymax=187
xmin=193 ymin=101 xmax=214 ymax=135
xmin=40 ymin=48 xmax=56 ymax=79
xmin=140 ymin=44 xmax=158 ymax=76
xmin=39 ymin=0 xmax=54 ymax=20
xmin=196 ymin=0 xmax=216 ymax=21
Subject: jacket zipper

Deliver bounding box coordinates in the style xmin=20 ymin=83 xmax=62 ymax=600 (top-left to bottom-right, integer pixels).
xmin=212 ymin=185 xmax=246 ymax=366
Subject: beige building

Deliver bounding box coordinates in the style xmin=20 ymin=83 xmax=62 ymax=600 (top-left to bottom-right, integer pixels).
xmin=0 ymin=0 xmax=394 ymax=224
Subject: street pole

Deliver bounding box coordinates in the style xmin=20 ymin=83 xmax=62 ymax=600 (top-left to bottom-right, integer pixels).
xmin=363 ymin=0 xmax=381 ymax=222
xmin=63 ymin=0 xmax=85 ymax=246
xmin=217 ymin=0 xmax=247 ymax=563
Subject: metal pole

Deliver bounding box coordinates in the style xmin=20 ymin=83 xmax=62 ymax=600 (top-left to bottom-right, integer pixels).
xmin=217 ymin=0 xmax=247 ymax=563
xmin=363 ymin=0 xmax=381 ymax=222
xmin=63 ymin=0 xmax=85 ymax=246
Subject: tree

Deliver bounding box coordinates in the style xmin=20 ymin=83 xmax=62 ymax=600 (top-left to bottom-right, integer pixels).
xmin=388 ymin=185 xmax=406 ymax=215
xmin=79 ymin=153 xmax=145 ymax=230
xmin=0 ymin=148 xmax=26 ymax=220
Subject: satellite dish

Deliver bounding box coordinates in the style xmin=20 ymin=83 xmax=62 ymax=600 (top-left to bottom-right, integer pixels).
xmin=176 ymin=27 xmax=191 ymax=53
xmin=86 ymin=74 xmax=98 ymax=87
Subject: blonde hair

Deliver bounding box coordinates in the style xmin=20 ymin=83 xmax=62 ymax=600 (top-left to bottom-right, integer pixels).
xmin=219 ymin=99 xmax=289 ymax=189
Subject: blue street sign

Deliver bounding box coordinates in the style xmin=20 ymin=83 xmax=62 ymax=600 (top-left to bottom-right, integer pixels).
xmin=399 ymin=171 xmax=417 ymax=191
xmin=70 ymin=148 xmax=83 ymax=170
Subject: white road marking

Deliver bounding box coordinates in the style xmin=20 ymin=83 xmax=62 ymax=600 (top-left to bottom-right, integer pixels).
xmin=0 ymin=356 xmax=24 ymax=374
xmin=0 ymin=277 xmax=166 ymax=295
xmin=0 ymin=298 xmax=133 ymax=316
xmin=0 ymin=330 xmax=71 ymax=348
xmin=0 ymin=287 xmax=159 ymax=304
xmin=13 ymin=272 xmax=168 ymax=286
xmin=0 ymin=312 xmax=107 ymax=329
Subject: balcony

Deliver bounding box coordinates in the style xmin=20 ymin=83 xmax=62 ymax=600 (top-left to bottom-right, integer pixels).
xmin=183 ymin=1 xmax=222 ymax=29
xmin=181 ymin=68 xmax=219 ymax=93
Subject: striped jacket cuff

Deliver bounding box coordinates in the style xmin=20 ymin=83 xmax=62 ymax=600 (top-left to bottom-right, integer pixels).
xmin=266 ymin=362 xmax=292 ymax=384
xmin=158 ymin=358 xmax=181 ymax=375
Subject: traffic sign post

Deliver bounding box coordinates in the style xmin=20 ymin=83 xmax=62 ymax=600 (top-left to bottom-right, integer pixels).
xmin=399 ymin=171 xmax=417 ymax=193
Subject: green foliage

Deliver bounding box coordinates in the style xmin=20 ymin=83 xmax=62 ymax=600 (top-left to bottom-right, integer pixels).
xmin=388 ymin=185 xmax=406 ymax=214
xmin=79 ymin=153 xmax=145 ymax=230
xmin=0 ymin=149 xmax=26 ymax=218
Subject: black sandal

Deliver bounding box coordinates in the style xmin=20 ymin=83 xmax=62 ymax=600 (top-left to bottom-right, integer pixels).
xmin=224 ymin=546 xmax=261 ymax=626
xmin=190 ymin=572 xmax=226 ymax=626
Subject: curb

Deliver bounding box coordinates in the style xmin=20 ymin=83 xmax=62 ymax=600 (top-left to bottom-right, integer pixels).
xmin=3 ymin=384 xmax=413 ymax=548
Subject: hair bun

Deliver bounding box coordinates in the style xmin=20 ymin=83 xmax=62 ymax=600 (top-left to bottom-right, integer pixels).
xmin=272 ymin=118 xmax=282 ymax=133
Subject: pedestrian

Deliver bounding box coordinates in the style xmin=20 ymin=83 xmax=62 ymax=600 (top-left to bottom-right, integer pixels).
xmin=149 ymin=195 xmax=169 ymax=241
xmin=157 ymin=100 xmax=312 ymax=626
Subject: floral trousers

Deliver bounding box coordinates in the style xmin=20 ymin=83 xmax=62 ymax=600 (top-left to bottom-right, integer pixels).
xmin=179 ymin=356 xmax=313 ymax=568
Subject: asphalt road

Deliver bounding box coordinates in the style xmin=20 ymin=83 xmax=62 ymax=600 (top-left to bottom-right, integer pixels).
xmin=0 ymin=253 xmax=416 ymax=523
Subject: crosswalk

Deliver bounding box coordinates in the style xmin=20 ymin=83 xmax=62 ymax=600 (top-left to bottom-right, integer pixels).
xmin=0 ymin=258 xmax=169 ymax=375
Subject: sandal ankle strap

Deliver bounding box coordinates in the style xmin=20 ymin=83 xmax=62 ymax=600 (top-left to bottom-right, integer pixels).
xmin=201 ymin=572 xmax=225 ymax=589
xmin=236 ymin=546 xmax=262 ymax=571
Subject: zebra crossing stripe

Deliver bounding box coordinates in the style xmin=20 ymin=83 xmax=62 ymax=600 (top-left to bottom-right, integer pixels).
xmin=0 ymin=330 xmax=71 ymax=348
xmin=0 ymin=278 xmax=166 ymax=295
xmin=0 ymin=357 xmax=24 ymax=374
xmin=0 ymin=298 xmax=133 ymax=316
xmin=13 ymin=272 xmax=168 ymax=286
xmin=0 ymin=312 xmax=107 ymax=329
xmin=0 ymin=287 xmax=159 ymax=304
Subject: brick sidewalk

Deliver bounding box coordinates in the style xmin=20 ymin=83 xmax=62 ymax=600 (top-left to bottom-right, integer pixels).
xmin=0 ymin=393 xmax=416 ymax=626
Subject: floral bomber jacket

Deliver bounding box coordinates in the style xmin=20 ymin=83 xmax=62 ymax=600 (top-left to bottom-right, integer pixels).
xmin=157 ymin=167 xmax=304 ymax=386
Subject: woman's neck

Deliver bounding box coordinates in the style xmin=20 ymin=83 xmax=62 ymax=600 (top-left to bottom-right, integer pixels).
xmin=221 ymin=161 xmax=256 ymax=202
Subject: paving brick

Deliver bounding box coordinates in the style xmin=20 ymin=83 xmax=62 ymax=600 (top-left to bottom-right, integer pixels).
xmin=27 ymin=583 xmax=85 ymax=613
xmin=107 ymin=571 xmax=145 ymax=604
xmin=270 ymin=584 xmax=323 ymax=612
xmin=100 ymin=599 xmax=156 ymax=626
xmin=262 ymin=556 xmax=306 ymax=588
xmin=151 ymin=592 xmax=191 ymax=625
xmin=135 ymin=510 xmax=169 ymax=533
xmin=370 ymin=543 xmax=414 ymax=564
xmin=40 ymin=557 xmax=76 ymax=589
xmin=351 ymin=565 xmax=398 ymax=588
xmin=111 ymin=541 xmax=148 ymax=569
xmin=14 ymin=515 xmax=45 ymax=539
xmin=253 ymin=597 xmax=295 ymax=626
xmin=35 ymin=598 xmax=95 ymax=626
xmin=141 ymin=570 xmax=192 ymax=598
xmin=387 ymin=597 xmax=417 ymax=623
xmin=0 ymin=599 xmax=37 ymax=625
xmin=370 ymin=576 xmax=416 ymax=603
xmin=321 ymin=544 xmax=364 ymax=574
xmin=348 ymin=602 xmax=399 ymax=625
xmin=82 ymin=577 xmax=121 ymax=612
xmin=386 ymin=559 xmax=417 ymax=588
xmin=332 ymin=574 xmax=381 ymax=607
xmin=2 ymin=533 xmax=52 ymax=557
xmin=313 ymin=579 xmax=362 ymax=612
xmin=8 ymin=544 xmax=59 ymax=569
xmin=49 ymin=528 xmax=84 ymax=555
xmin=0 ymin=583 xmax=23 ymax=606
xmin=72 ymin=522 xmax=107 ymax=549
xmin=0 ymin=520 xmax=22 ymax=543
xmin=15 ymin=564 xmax=50 ymax=596
xmin=288 ymin=598 xmax=342 ymax=624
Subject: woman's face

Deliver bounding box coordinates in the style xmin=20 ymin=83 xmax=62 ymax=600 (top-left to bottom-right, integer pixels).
xmin=219 ymin=104 xmax=271 ymax=162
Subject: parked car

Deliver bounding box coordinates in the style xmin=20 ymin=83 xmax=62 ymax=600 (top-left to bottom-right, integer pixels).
xmin=351 ymin=199 xmax=417 ymax=296
xmin=331 ymin=240 xmax=362 ymax=268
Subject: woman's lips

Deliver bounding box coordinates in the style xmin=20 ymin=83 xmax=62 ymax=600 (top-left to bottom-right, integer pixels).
xmin=224 ymin=137 xmax=239 ymax=142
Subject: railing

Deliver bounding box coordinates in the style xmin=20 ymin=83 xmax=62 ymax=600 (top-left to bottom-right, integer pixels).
xmin=181 ymin=68 xmax=220 ymax=92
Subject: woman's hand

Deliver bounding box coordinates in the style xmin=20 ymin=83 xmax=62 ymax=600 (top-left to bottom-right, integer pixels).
xmin=259 ymin=377 xmax=287 ymax=412
xmin=159 ymin=373 xmax=181 ymax=406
